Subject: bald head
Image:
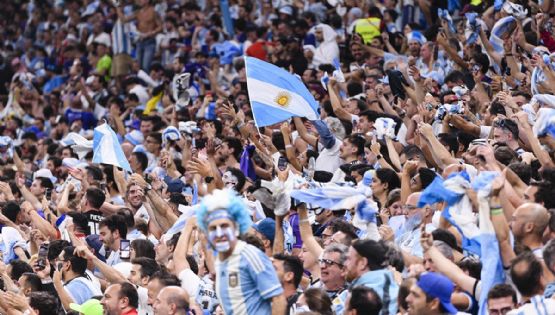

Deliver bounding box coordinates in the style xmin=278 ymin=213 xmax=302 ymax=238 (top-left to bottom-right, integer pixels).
xmin=122 ymin=142 xmax=134 ymax=158
xmin=153 ymin=286 xmax=189 ymax=315
xmin=517 ymin=203 xmax=549 ymax=235
xmin=406 ymin=192 xmax=422 ymax=207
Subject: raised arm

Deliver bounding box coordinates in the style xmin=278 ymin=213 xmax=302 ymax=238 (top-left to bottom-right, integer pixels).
xmin=280 ymin=122 xmax=303 ymax=172
xmin=297 ymin=203 xmax=323 ymax=259
xmin=327 ymin=79 xmax=354 ymax=122
xmin=173 ymin=217 xmax=196 ymax=274
xmin=421 ymin=227 xmax=478 ymax=294
xmin=293 ymin=117 xmax=318 ymax=149
xmin=418 ymin=123 xmax=458 ymax=170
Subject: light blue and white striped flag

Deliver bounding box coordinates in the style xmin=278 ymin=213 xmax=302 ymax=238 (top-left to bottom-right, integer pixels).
xmin=419 ymin=171 xmax=505 ymax=315
xmin=245 ymin=56 xmax=320 ymax=127
xmin=471 ymin=171 xmax=505 ymax=315
xmin=92 ymin=123 xmax=131 ymax=172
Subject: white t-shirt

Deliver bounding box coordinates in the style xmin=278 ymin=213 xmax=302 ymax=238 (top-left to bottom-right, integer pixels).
xmin=315 ymin=140 xmax=341 ymax=173
xmin=137 ymin=286 xmax=153 ymax=315
xmin=178 ymin=269 xmax=218 ymax=312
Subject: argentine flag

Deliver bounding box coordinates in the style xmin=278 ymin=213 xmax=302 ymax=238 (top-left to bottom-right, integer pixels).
xmin=245 ymin=57 xmax=320 ymax=127
xmin=92 ymin=123 xmax=132 ymax=173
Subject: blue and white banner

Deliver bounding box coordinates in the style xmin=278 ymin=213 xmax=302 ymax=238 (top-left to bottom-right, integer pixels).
xmin=245 ymin=56 xmax=320 ymax=127
xmin=92 ymin=123 xmax=132 ymax=172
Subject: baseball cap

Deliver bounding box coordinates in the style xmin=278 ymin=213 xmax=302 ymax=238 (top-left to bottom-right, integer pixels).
xmin=253 ymin=218 xmax=276 ymax=241
xmin=416 ymin=272 xmax=458 ymax=315
xmin=69 ymin=299 xmax=103 ymax=315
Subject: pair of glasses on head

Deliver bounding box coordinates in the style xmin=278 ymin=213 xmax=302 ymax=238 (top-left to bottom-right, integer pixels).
xmin=318 ymin=258 xmax=343 ymax=268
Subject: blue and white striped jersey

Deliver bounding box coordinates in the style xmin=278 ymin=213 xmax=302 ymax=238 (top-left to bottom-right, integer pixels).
xmin=215 ymin=240 xmax=283 ymax=315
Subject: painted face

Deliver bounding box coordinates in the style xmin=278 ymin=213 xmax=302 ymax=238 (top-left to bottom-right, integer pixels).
xmin=222 ymin=171 xmax=238 ymax=190
xmin=208 ymin=219 xmax=237 ymax=252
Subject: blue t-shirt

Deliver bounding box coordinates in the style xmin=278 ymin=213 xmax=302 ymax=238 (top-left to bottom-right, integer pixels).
xmin=64 ymin=108 xmax=97 ymax=130
xmin=215 ymin=241 xmax=283 ymax=315
xmin=64 ymin=276 xmax=101 ymax=304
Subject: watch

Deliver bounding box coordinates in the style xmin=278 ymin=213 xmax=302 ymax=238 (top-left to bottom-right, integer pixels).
xmin=205 ymin=176 xmax=214 ymax=184
xmin=376 ymin=154 xmax=383 ymax=160
xmin=144 ymin=184 xmax=152 ymax=192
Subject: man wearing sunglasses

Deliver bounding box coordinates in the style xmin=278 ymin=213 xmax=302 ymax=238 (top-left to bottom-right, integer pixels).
xmin=492 ymin=118 xmax=525 ymax=156
xmin=311 ymin=206 xmax=333 ymax=238
xmin=319 ymin=243 xmax=347 ymax=300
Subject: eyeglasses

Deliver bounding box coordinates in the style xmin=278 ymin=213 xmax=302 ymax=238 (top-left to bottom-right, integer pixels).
xmin=318 ymin=258 xmax=343 ymax=268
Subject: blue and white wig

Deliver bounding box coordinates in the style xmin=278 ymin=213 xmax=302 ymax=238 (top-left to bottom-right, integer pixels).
xmin=196 ymin=189 xmax=253 ymax=235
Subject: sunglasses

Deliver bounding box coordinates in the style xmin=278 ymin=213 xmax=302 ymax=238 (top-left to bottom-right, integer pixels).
xmin=310 ymin=207 xmax=324 ymax=215
xmin=318 ymin=258 xmax=343 ymax=268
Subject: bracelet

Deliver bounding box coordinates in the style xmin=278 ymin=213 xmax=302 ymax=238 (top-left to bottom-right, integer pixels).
xmin=489 ymin=204 xmax=502 ymax=209
xmin=285 ymin=144 xmax=294 ymax=148
xmin=490 ymin=207 xmax=503 ymax=216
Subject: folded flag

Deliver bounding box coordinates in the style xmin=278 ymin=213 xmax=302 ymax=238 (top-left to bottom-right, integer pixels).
xmin=245 ymin=56 xmax=320 ymax=127
xmin=290 ymin=185 xmax=367 ymax=210
xmin=438 ymin=8 xmax=456 ymax=34
xmin=407 ymin=31 xmax=427 ymax=45
xmin=503 ymin=1 xmax=527 ymax=19
xmin=240 ymin=145 xmax=257 ymax=181
xmin=374 ymin=117 xmax=397 ymax=140
xmin=418 ymin=174 xmax=481 ymax=255
xmin=417 ymin=176 xmax=462 ymax=208
xmin=465 ymin=13 xmax=481 ymax=45
xmin=92 ymin=123 xmax=132 ymax=172
xmin=60 ymin=132 xmax=93 ymax=160
xmin=489 ymin=16 xmax=517 ymax=53
xmin=332 ymin=58 xmax=346 ymax=83
xmin=471 ymin=171 xmax=505 ymax=315
xmin=0 ymin=136 xmax=13 ymax=158
xmin=533 ymin=108 xmax=555 ymax=138
xmin=532 ymin=94 xmax=555 ymax=108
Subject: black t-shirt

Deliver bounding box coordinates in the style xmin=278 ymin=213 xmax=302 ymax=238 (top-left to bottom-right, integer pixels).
xmin=85 ymin=210 xmax=104 ymax=235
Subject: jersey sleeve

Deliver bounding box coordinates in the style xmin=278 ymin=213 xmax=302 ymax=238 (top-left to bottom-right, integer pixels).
xmin=245 ymin=246 xmax=284 ymax=300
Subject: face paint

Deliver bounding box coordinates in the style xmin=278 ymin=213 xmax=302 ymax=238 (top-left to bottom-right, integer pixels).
xmin=208 ymin=226 xmax=236 ymax=252
xmin=222 ymin=171 xmax=239 ymax=189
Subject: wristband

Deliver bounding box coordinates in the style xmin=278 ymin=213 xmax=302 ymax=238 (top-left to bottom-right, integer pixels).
xmin=490 ymin=207 xmax=503 ymax=216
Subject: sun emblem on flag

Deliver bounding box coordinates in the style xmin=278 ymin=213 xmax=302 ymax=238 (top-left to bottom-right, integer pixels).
xmin=275 ymin=91 xmax=291 ymax=107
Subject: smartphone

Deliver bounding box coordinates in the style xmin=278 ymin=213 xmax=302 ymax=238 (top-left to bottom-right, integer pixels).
xmin=120 ymin=239 xmax=130 ymax=259
xmin=278 ymin=156 xmax=288 ymax=171
xmin=45 ymin=188 xmax=52 ymax=200
xmin=100 ymin=182 xmax=106 ymax=191
xmin=36 ymin=243 xmax=49 ymax=270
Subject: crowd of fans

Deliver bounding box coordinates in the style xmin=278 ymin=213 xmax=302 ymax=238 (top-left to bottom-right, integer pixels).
xmin=0 ymin=0 xmax=555 ymax=314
